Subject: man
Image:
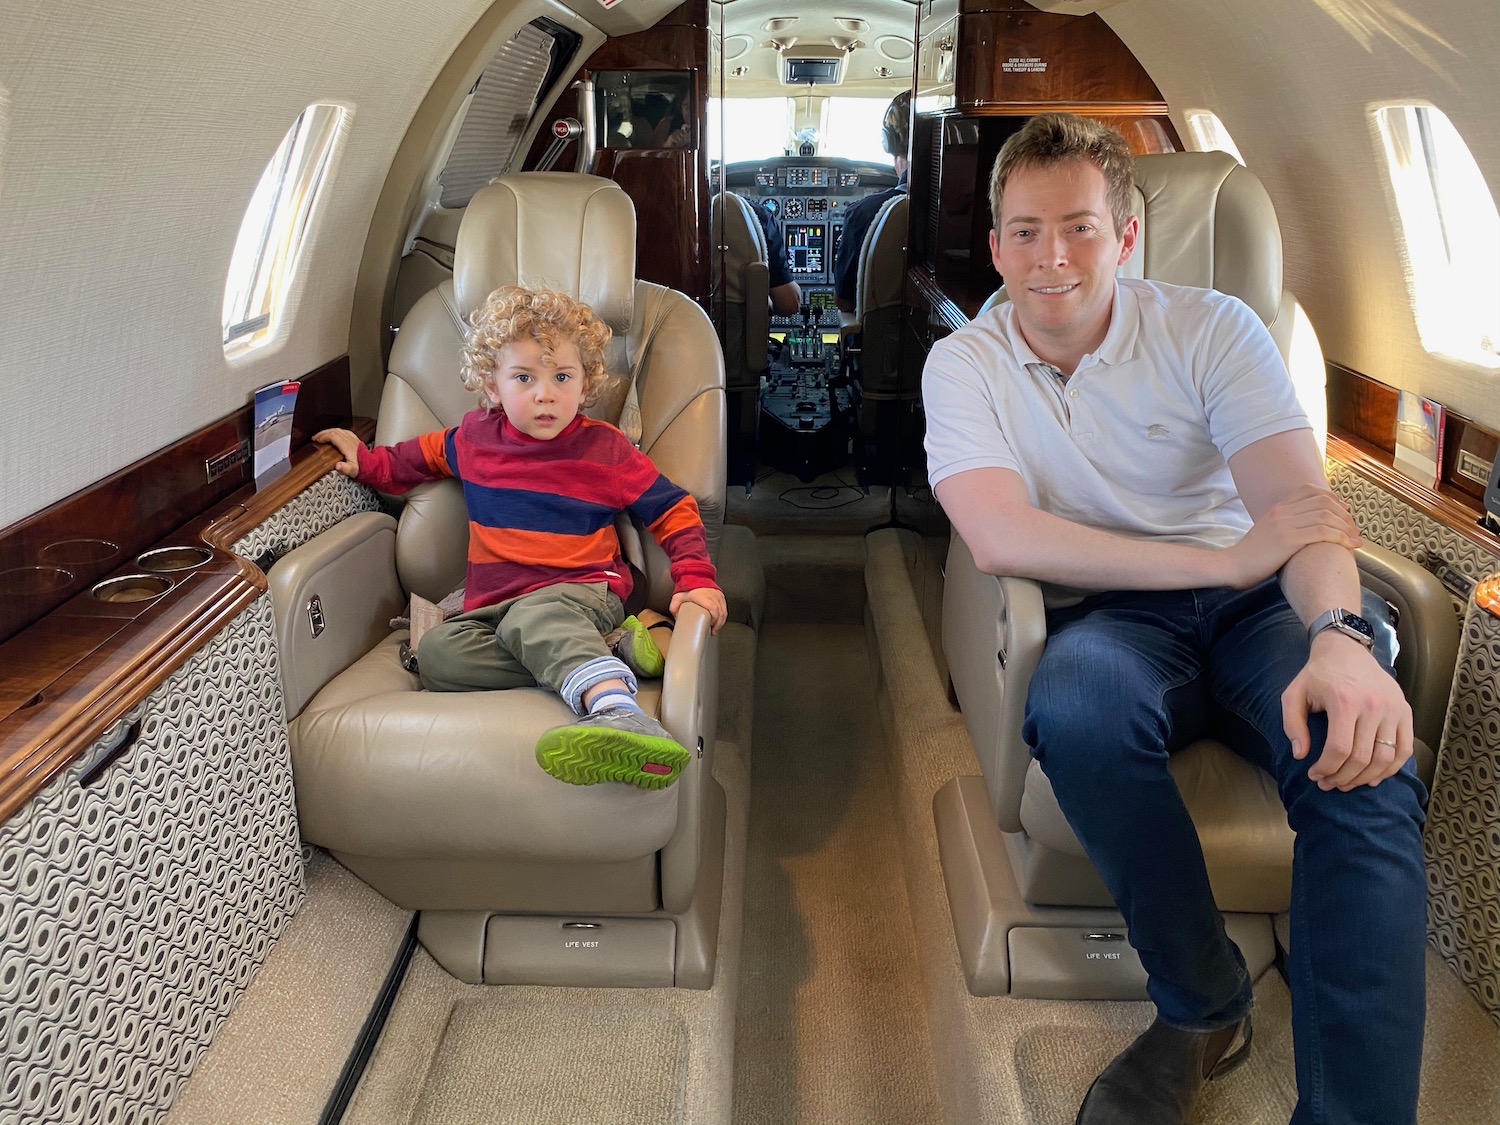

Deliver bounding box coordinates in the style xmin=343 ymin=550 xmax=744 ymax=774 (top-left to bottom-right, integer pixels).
xmin=751 ymin=198 xmax=802 ymax=316
xmin=923 ymin=113 xmax=1427 ymax=1125
xmin=832 ymin=90 xmax=910 ymax=314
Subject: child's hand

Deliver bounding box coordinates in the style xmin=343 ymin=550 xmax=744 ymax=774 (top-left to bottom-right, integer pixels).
xmin=312 ymin=428 xmax=363 ymax=477
xmin=670 ymin=587 xmax=728 ymax=635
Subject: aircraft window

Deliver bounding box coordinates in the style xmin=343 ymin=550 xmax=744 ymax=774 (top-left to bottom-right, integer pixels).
xmin=222 ymin=103 xmax=349 ymax=354
xmin=439 ymin=22 xmax=571 ymax=207
xmin=1375 ymin=103 xmax=1500 ymax=370
xmin=820 ymin=96 xmax=899 ymax=165
xmin=1184 ymin=112 xmax=1245 ymax=165
xmin=707 ymin=97 xmax=793 ymax=163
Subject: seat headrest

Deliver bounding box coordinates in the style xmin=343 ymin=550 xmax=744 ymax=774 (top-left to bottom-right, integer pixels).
xmin=454 ymin=173 xmax=637 ymax=334
xmin=711 ymin=192 xmax=769 ymax=302
xmin=1130 ymin=151 xmax=1282 ymax=326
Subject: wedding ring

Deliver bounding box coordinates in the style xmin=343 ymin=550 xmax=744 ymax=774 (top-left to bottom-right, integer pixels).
xmin=1374 ymin=737 xmax=1397 ymax=747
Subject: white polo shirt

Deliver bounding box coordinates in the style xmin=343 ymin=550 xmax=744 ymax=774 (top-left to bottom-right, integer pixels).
xmin=924 ymin=279 xmax=1309 ymax=569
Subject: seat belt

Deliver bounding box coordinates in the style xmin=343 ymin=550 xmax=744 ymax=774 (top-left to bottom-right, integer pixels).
xmin=618 ymin=287 xmax=671 ymax=448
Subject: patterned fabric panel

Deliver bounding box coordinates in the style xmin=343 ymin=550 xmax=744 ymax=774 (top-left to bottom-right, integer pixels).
xmin=230 ymin=472 xmax=382 ymax=564
xmin=0 ymin=597 xmax=303 ymax=1123
xmin=1327 ymin=459 xmax=1500 ymax=1028
xmin=1327 ymin=462 xmax=1495 ymax=612
xmin=1426 ymin=603 xmax=1500 ymax=1028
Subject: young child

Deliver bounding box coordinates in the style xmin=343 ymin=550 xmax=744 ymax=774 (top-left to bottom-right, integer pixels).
xmin=314 ymin=285 xmax=727 ymax=790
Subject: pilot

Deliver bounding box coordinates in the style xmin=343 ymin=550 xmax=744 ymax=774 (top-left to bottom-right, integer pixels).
xmin=924 ymin=113 xmax=1426 ymax=1125
xmin=751 ymin=198 xmax=802 ymax=316
xmin=831 ymin=90 xmax=909 ymax=315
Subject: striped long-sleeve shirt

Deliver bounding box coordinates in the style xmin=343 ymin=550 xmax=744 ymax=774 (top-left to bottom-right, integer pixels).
xmin=356 ymin=410 xmax=717 ymax=612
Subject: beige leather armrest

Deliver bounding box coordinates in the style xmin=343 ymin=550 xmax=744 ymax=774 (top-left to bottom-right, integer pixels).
xmin=268 ymin=511 xmax=404 ymax=721
xmin=657 ymin=602 xmax=719 ymax=914
xmin=941 ymin=531 xmax=1047 ymax=833
xmin=1354 ymin=541 xmax=1461 ymax=751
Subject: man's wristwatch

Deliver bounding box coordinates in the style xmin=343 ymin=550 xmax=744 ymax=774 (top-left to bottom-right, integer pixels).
xmin=1308 ymin=607 xmax=1375 ymax=649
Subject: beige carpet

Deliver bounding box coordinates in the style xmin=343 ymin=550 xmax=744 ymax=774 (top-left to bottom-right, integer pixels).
xmin=731 ymin=620 xmax=944 ymax=1125
xmin=164 ymin=851 xmax=413 ymax=1125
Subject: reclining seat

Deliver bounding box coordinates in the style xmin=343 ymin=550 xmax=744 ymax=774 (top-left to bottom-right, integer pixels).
xmin=710 ymin=191 xmax=770 ymax=485
xmin=271 ymin=173 xmax=729 ymax=988
xmin=849 ymin=192 xmax=911 ymax=482
xmin=937 ymin=151 xmax=1461 ymax=997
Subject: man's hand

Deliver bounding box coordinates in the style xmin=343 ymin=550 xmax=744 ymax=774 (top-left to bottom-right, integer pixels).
xmin=1282 ymin=633 xmax=1414 ymax=790
xmin=671 ymin=587 xmax=728 ymax=634
xmin=312 ymin=428 xmax=363 ymax=477
xmin=1220 ymin=484 xmax=1360 ymax=589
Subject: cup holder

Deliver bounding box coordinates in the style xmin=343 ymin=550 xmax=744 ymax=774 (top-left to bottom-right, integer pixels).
xmin=1 ymin=566 xmax=75 ymax=596
xmin=91 ymin=574 xmax=172 ymax=603
xmin=137 ymin=546 xmax=213 ymax=572
xmin=40 ymin=538 xmax=121 ymax=566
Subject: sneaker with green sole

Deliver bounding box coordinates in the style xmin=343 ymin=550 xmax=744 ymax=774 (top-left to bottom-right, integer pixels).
xmin=535 ymin=705 xmax=689 ymax=789
xmin=611 ymin=615 xmax=665 ymax=678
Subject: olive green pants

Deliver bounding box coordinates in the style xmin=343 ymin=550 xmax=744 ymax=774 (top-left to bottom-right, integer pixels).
xmin=416 ymin=582 xmax=627 ymax=703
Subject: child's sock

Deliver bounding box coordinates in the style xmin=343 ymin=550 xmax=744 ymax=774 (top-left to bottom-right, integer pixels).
xmin=588 ymin=689 xmax=643 ymax=716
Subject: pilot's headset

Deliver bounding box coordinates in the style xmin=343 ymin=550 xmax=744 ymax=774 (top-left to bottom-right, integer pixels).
xmin=881 ymin=90 xmax=912 ymax=160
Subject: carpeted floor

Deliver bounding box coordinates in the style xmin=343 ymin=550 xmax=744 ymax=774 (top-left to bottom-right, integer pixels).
xmin=730 ymin=590 xmax=944 ymax=1121
xmin=163 ymin=852 xmax=413 ymax=1125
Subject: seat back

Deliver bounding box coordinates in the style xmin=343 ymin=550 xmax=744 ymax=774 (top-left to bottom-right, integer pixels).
xmin=711 ymin=191 xmax=770 ymax=392
xmin=380 ymin=172 xmax=727 ymax=608
xmin=853 ymin=193 xmax=909 ymax=397
xmin=711 ymin=191 xmax=770 ymax=484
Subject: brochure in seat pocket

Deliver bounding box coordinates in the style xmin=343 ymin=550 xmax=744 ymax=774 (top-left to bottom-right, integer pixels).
xmin=1393 ymin=391 xmax=1444 ymax=489
xmin=253 ymin=380 xmax=300 ymax=485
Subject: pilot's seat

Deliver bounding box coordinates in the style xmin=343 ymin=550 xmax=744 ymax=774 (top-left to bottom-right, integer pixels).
xmin=935 ymin=152 xmax=1462 ymax=996
xmin=711 ymin=191 xmax=770 ymax=487
xmin=849 ymin=192 xmax=912 ymax=484
xmin=268 ymin=173 xmax=729 ymax=987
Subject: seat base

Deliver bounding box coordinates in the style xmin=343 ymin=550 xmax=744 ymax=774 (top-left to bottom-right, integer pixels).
xmin=415 ymin=773 xmax=728 ymax=989
xmin=935 ymin=775 xmax=1275 ymax=998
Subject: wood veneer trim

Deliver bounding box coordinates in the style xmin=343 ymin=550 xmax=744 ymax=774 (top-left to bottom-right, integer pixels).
xmin=0 ymin=415 xmax=371 ymax=829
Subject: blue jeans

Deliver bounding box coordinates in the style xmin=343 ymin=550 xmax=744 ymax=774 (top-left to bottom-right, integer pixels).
xmin=1023 ymin=579 xmax=1427 ymax=1125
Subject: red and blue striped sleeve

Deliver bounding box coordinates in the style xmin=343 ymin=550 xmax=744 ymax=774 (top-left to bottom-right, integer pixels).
xmin=621 ymin=450 xmax=718 ymax=593
xmin=355 ymin=429 xmax=455 ymax=494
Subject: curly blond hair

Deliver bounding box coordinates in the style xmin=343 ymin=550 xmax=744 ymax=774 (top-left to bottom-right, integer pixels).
xmin=460 ymin=286 xmax=613 ymax=410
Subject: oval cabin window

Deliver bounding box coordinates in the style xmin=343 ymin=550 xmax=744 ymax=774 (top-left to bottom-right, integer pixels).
xmin=222 ymin=103 xmax=350 ymax=355
xmin=1375 ymin=103 xmax=1500 ymax=370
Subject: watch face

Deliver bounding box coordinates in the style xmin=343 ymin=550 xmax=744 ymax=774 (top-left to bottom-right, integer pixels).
xmin=1337 ymin=610 xmax=1375 ymax=642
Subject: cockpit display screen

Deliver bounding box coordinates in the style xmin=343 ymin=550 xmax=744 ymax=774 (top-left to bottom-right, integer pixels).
xmin=784 ymin=223 xmax=826 ymax=275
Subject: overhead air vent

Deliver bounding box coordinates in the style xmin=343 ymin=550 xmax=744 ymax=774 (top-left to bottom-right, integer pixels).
xmin=763 ymin=17 xmax=800 ymax=32
xmin=784 ymin=56 xmax=843 ymax=85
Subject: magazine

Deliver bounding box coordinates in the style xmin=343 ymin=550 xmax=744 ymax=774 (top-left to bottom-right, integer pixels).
xmin=1393 ymin=391 xmax=1444 ymax=489
xmin=253 ymin=380 xmax=300 ymax=484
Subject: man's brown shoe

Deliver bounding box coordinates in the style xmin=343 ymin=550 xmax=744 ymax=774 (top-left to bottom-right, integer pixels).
xmin=1075 ymin=1014 xmax=1252 ymax=1125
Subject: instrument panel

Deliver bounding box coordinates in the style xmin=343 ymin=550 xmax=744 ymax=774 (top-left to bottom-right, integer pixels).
xmin=722 ymin=156 xmax=900 ymax=289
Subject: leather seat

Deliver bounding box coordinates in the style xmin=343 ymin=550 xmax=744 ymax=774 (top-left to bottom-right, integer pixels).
xmin=937 ymin=152 xmax=1462 ymax=996
xmin=269 ymin=173 xmax=729 ymax=987
xmin=711 ymin=191 xmax=770 ymax=486
xmin=849 ymin=192 xmax=912 ymax=483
